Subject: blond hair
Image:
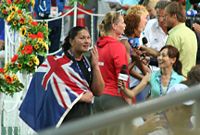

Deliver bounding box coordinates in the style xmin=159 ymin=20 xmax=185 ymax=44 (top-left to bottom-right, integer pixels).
xmin=99 ymin=11 xmax=121 ymax=36
xmin=127 ymin=5 xmax=148 ymax=16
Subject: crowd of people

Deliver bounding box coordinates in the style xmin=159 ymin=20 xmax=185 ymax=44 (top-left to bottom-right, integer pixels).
xmin=1 ymin=0 xmax=200 ymax=134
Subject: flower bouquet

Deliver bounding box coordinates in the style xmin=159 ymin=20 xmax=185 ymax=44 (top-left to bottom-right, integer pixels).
xmin=0 ymin=0 xmax=35 ymax=31
xmin=0 ymin=0 xmax=50 ymax=95
xmin=6 ymin=20 xmax=50 ymax=73
xmin=0 ymin=68 xmax=24 ymax=96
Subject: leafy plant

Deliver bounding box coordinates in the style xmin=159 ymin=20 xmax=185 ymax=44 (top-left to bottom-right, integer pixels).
xmin=0 ymin=0 xmax=50 ymax=95
xmin=0 ymin=68 xmax=24 ymax=96
xmin=69 ymin=0 xmax=89 ymax=5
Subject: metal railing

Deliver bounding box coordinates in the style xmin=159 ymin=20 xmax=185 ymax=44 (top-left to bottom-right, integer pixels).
xmin=39 ymin=84 xmax=200 ymax=135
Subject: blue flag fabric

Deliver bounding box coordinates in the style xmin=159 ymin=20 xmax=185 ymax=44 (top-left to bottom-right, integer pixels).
xmin=19 ymin=54 xmax=91 ymax=132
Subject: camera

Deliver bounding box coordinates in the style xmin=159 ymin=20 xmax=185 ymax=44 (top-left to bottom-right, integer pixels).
xmin=186 ymin=9 xmax=200 ymax=29
xmin=186 ymin=1 xmax=200 ymax=29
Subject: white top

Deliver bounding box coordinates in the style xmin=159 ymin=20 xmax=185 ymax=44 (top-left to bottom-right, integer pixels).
xmin=167 ymin=83 xmax=194 ymax=106
xmin=144 ymin=18 xmax=167 ymax=51
xmin=104 ymin=0 xmax=121 ymax=4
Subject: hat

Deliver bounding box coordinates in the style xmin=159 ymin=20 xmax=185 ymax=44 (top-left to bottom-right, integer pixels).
xmin=167 ymin=83 xmax=194 ymax=106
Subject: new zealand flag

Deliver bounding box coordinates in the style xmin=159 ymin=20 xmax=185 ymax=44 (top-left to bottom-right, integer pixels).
xmin=19 ymin=54 xmax=90 ymax=132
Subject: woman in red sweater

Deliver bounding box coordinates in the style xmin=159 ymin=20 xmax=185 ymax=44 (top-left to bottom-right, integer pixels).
xmin=94 ymin=11 xmax=129 ymax=112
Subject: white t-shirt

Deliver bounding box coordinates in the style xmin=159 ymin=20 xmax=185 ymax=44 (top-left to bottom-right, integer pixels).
xmin=144 ymin=18 xmax=167 ymax=51
xmin=167 ymin=83 xmax=194 ymax=105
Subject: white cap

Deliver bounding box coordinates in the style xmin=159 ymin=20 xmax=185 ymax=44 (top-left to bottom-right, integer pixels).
xmin=104 ymin=0 xmax=121 ymax=4
xmin=167 ymin=84 xmax=194 ymax=106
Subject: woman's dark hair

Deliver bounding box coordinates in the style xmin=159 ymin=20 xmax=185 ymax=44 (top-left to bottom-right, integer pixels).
xmin=124 ymin=14 xmax=141 ymax=37
xmin=182 ymin=65 xmax=200 ymax=86
xmin=160 ymin=45 xmax=182 ymax=75
xmin=62 ymin=26 xmax=87 ymax=52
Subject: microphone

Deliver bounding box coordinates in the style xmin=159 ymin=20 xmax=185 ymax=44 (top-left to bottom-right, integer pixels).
xmin=140 ymin=37 xmax=149 ymax=58
xmin=118 ymin=65 xmax=128 ymax=93
xmin=128 ymin=37 xmax=140 ymax=48
xmin=142 ymin=37 xmax=148 ymax=46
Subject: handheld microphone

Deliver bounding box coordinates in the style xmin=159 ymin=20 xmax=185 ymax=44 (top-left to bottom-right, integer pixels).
xmin=118 ymin=65 xmax=128 ymax=93
xmin=128 ymin=37 xmax=140 ymax=48
xmin=142 ymin=37 xmax=148 ymax=46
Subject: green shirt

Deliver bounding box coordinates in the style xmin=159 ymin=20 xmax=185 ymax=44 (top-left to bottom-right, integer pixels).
xmin=166 ymin=23 xmax=197 ymax=77
xmin=150 ymin=70 xmax=185 ymax=98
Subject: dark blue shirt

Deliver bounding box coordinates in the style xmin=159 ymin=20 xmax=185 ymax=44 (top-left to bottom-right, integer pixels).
xmin=0 ymin=18 xmax=5 ymax=40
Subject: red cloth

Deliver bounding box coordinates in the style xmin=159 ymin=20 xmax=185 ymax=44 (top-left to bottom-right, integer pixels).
xmin=97 ymin=36 xmax=129 ymax=97
xmin=51 ymin=0 xmax=56 ymax=6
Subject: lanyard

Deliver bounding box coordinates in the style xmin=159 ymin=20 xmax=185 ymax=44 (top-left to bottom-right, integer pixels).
xmin=67 ymin=50 xmax=91 ymax=83
xmin=159 ymin=75 xmax=172 ymax=96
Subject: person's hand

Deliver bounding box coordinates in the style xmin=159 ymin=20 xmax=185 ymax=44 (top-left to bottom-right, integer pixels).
xmin=131 ymin=48 xmax=141 ymax=61
xmin=192 ymin=23 xmax=200 ymax=33
xmin=90 ymin=46 xmax=99 ymax=69
xmin=142 ymin=114 xmax=167 ymax=132
xmin=118 ymin=80 xmax=125 ymax=90
xmin=79 ymin=91 xmax=94 ymax=103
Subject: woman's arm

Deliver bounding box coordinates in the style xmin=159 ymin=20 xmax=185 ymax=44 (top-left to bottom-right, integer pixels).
xmin=129 ymin=67 xmax=144 ymax=80
xmin=90 ymin=46 xmax=105 ymax=96
xmin=118 ymin=73 xmax=150 ymax=98
xmin=139 ymin=46 xmax=159 ymax=57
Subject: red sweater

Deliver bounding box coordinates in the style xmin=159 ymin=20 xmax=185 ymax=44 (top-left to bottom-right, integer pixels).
xmin=97 ymin=36 xmax=129 ymax=97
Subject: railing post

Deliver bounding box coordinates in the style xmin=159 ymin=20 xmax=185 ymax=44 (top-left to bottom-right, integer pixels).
xmin=91 ymin=15 xmax=94 ymax=47
xmin=73 ymin=2 xmax=78 ymax=27
xmin=194 ymin=99 xmax=200 ymax=129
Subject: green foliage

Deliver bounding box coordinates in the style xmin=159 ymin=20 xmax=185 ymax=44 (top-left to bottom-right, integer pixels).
xmin=0 ymin=0 xmax=50 ymax=95
xmin=0 ymin=69 xmax=24 ymax=96
xmin=69 ymin=0 xmax=89 ymax=5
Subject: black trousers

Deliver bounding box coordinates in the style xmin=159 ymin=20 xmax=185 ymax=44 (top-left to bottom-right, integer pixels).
xmin=62 ymin=102 xmax=92 ymax=123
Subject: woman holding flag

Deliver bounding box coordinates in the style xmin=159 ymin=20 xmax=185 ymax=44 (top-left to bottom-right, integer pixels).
xmin=19 ymin=26 xmax=104 ymax=131
xmin=61 ymin=26 xmax=105 ymax=122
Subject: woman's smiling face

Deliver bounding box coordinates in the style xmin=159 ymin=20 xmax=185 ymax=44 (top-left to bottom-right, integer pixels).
xmin=70 ymin=29 xmax=91 ymax=53
xmin=157 ymin=48 xmax=175 ymax=68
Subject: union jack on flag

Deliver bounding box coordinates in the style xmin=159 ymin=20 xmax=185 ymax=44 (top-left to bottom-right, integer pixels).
xmin=19 ymin=53 xmax=91 ymax=132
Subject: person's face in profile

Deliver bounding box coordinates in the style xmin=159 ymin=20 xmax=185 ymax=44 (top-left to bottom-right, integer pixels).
xmin=113 ymin=15 xmax=126 ymax=36
xmin=157 ymin=9 xmax=166 ymax=28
